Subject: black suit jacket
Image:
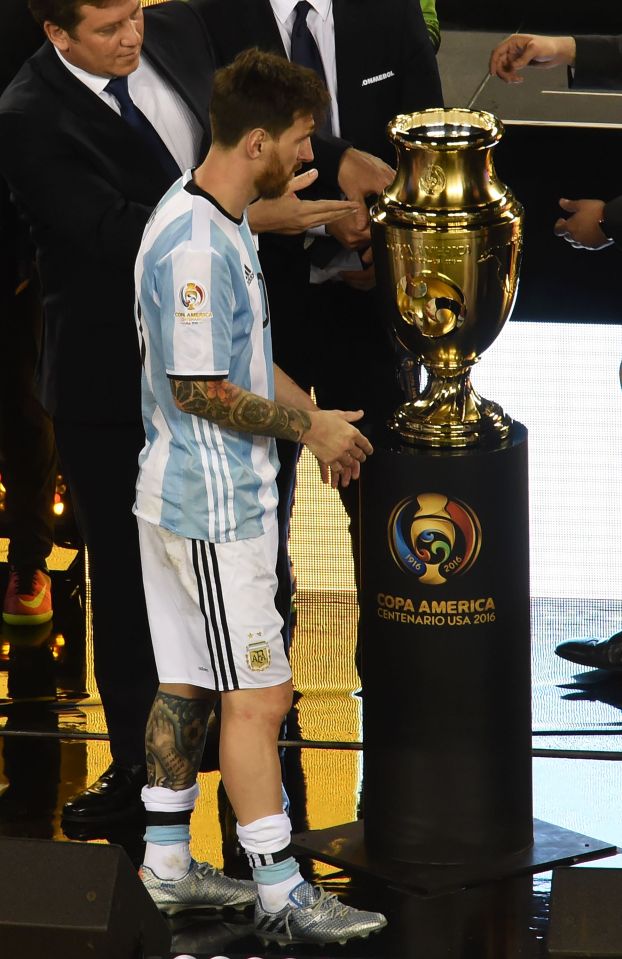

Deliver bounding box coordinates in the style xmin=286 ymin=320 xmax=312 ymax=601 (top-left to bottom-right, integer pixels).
xmin=572 ymin=36 xmax=622 ymax=246
xmin=199 ymin=0 xmax=442 ymax=173
xmin=574 ymin=35 xmax=622 ymax=90
xmin=0 ymin=1 xmax=43 ymax=302
xmin=0 ymin=1 xmax=214 ymax=423
xmin=195 ymin=0 xmax=443 ymax=382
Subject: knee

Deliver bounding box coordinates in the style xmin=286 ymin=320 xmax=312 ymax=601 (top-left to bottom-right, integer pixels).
xmin=224 ymin=683 xmax=293 ymax=729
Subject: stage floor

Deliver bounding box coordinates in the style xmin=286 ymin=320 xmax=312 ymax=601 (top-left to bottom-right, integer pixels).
xmin=1 ymin=554 xmax=622 ymax=958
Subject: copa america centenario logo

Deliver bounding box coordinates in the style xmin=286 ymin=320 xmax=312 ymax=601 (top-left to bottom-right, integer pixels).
xmin=388 ymin=492 xmax=482 ymax=585
xmin=179 ymin=281 xmax=206 ymax=311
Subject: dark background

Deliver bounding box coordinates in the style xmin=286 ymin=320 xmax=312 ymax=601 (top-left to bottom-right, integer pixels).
xmin=438 ymin=1 xmax=620 ymax=33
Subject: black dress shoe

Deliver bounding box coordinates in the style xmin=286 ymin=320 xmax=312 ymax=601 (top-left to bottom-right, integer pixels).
xmin=555 ymin=631 xmax=622 ymax=670
xmin=62 ymin=817 xmax=146 ymax=848
xmin=62 ymin=762 xmax=147 ymax=823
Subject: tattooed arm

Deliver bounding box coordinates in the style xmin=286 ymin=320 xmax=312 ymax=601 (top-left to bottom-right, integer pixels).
xmin=171 ymin=372 xmax=312 ymax=442
xmin=170 ymin=364 xmax=373 ymax=473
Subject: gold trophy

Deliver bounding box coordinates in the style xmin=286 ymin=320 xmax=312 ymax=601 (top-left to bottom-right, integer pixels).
xmin=371 ymin=108 xmax=523 ymax=447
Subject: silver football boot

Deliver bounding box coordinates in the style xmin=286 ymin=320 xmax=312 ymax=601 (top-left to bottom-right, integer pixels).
xmin=140 ymin=859 xmax=257 ymax=914
xmin=254 ymin=880 xmax=387 ymax=946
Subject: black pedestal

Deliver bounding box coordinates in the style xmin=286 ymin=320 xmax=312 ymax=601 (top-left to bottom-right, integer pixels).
xmin=291 ymin=819 xmax=616 ymax=895
xmin=360 ymin=425 xmax=532 ymax=864
xmin=292 ymin=424 xmax=616 ymax=887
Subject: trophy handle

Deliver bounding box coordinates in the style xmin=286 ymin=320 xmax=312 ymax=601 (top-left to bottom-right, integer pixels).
xmin=397 ymin=352 xmax=421 ymax=401
xmin=391 ymin=365 xmax=512 ymax=447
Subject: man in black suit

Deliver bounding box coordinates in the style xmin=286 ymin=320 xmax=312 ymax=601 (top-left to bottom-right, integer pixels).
xmin=0 ymin=0 xmax=357 ymax=824
xmin=490 ymin=33 xmax=622 ymax=249
xmin=0 ymin=0 xmax=212 ymax=826
xmin=0 ymin=2 xmax=56 ymax=630
xmin=200 ymin=0 xmax=444 ymax=645
xmin=490 ymin=31 xmax=622 ymax=671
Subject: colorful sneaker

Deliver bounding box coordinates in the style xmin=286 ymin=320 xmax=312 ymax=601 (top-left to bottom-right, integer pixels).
xmin=2 ymin=567 xmax=53 ymax=626
xmin=254 ymin=880 xmax=387 ymax=946
xmin=140 ymin=859 xmax=257 ymax=914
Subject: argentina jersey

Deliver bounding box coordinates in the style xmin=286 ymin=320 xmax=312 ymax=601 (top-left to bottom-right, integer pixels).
xmin=133 ymin=169 xmax=279 ymax=543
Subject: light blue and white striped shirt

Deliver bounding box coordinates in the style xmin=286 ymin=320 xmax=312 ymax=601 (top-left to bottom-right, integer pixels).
xmin=134 ymin=171 xmax=279 ymax=542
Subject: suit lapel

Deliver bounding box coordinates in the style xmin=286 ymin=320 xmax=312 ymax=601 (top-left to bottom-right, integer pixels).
xmin=333 ymin=0 xmax=366 ymax=124
xmin=142 ymin=4 xmax=210 ymax=133
xmin=31 ymin=42 xmax=170 ymax=194
xmin=32 ymin=42 xmax=128 ymax=137
xmin=241 ymin=0 xmax=287 ymax=56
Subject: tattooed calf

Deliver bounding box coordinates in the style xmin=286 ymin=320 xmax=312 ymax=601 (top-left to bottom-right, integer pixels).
xmin=145 ymin=692 xmax=211 ymax=790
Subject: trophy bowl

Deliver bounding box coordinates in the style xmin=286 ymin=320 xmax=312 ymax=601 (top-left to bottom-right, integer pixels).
xmin=371 ymin=108 xmax=524 ymax=447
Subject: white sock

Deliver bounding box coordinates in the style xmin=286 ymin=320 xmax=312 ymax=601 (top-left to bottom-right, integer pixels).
xmin=143 ymin=840 xmax=191 ymax=880
xmin=258 ymin=872 xmax=304 ymax=913
xmin=141 ymin=782 xmax=199 ymax=811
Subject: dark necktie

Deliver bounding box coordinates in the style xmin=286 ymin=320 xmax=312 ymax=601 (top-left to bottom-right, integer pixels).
xmin=290 ymin=2 xmax=332 ymax=140
xmin=290 ymin=1 xmax=327 ymax=88
xmin=105 ymin=75 xmax=180 ymax=183
xmin=290 ymin=1 xmax=336 ymax=266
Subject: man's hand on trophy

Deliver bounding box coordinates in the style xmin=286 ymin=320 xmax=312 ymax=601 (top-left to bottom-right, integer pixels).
xmin=326 ymin=203 xmax=370 ymax=250
xmin=554 ymin=198 xmax=613 ymax=251
xmin=338 ymin=148 xmax=395 ymax=231
xmin=303 ymin=409 xmax=373 ymax=486
xmin=247 ymin=169 xmax=358 ymax=235
xmin=340 ymin=247 xmax=376 ymax=291
xmin=489 ymin=34 xmax=576 ymax=83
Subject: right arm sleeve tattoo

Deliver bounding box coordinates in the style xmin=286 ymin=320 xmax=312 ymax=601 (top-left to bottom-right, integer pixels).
xmin=171 ymin=378 xmax=312 ymax=442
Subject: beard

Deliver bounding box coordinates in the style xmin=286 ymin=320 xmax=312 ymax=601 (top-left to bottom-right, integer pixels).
xmin=255 ymin=152 xmax=300 ymax=200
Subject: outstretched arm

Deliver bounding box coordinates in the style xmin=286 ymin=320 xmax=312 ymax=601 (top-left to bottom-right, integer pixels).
xmin=553 ymin=197 xmax=614 ymax=251
xmin=247 ymin=169 xmax=358 ymax=235
xmin=170 ymin=368 xmax=373 ymax=484
xmin=489 ymin=34 xmax=576 ymax=84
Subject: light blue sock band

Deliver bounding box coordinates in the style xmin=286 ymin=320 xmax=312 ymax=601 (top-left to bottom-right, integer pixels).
xmin=252 ymin=856 xmax=299 ymax=886
xmin=144 ymin=824 xmax=190 ymax=845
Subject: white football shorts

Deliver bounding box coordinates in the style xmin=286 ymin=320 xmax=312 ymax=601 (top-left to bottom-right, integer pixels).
xmin=137 ymin=517 xmax=291 ymax=691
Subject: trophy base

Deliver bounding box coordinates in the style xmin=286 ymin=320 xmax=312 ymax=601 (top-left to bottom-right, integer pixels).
xmin=390 ymin=395 xmax=512 ymax=448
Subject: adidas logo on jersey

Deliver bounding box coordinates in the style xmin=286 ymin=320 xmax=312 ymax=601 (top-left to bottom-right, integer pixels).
xmin=244 ymin=264 xmax=255 ymax=286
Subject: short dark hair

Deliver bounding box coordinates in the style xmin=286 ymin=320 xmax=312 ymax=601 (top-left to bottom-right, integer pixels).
xmin=209 ymin=48 xmax=329 ymax=148
xmin=28 ymin=0 xmax=118 ymax=32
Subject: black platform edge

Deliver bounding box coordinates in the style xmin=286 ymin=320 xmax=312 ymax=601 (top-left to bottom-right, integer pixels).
xmin=0 ymin=727 xmax=109 ymax=740
xmin=291 ymin=819 xmax=618 ymax=896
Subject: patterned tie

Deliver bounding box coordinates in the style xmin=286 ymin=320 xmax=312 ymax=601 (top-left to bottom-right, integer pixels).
xmin=290 ymin=2 xmax=332 ymax=137
xmin=104 ymin=75 xmax=180 ymax=182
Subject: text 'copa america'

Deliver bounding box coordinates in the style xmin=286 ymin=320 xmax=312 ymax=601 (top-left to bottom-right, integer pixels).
xmin=377 ymin=594 xmax=496 ymax=627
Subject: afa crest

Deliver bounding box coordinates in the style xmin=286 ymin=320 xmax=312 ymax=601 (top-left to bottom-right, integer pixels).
xmin=246 ymin=634 xmax=271 ymax=672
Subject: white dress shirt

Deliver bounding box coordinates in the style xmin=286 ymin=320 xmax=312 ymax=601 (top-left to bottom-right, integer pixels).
xmin=55 ymin=48 xmax=202 ymax=173
xmin=269 ymin=0 xmax=361 ymax=279
xmin=270 ymin=0 xmax=341 ymax=135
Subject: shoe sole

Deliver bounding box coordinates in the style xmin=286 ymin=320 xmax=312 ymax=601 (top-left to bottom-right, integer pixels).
xmin=258 ymin=919 xmax=387 ymax=947
xmin=556 ymin=652 xmax=622 ymax=671
xmin=3 ymin=610 xmax=53 ymax=625
xmin=154 ymin=899 xmax=255 ymax=916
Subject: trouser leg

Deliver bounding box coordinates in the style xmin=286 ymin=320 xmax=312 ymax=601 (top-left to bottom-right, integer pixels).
xmin=53 ymin=419 xmax=158 ymax=765
xmin=0 ymin=272 xmax=56 ymax=569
